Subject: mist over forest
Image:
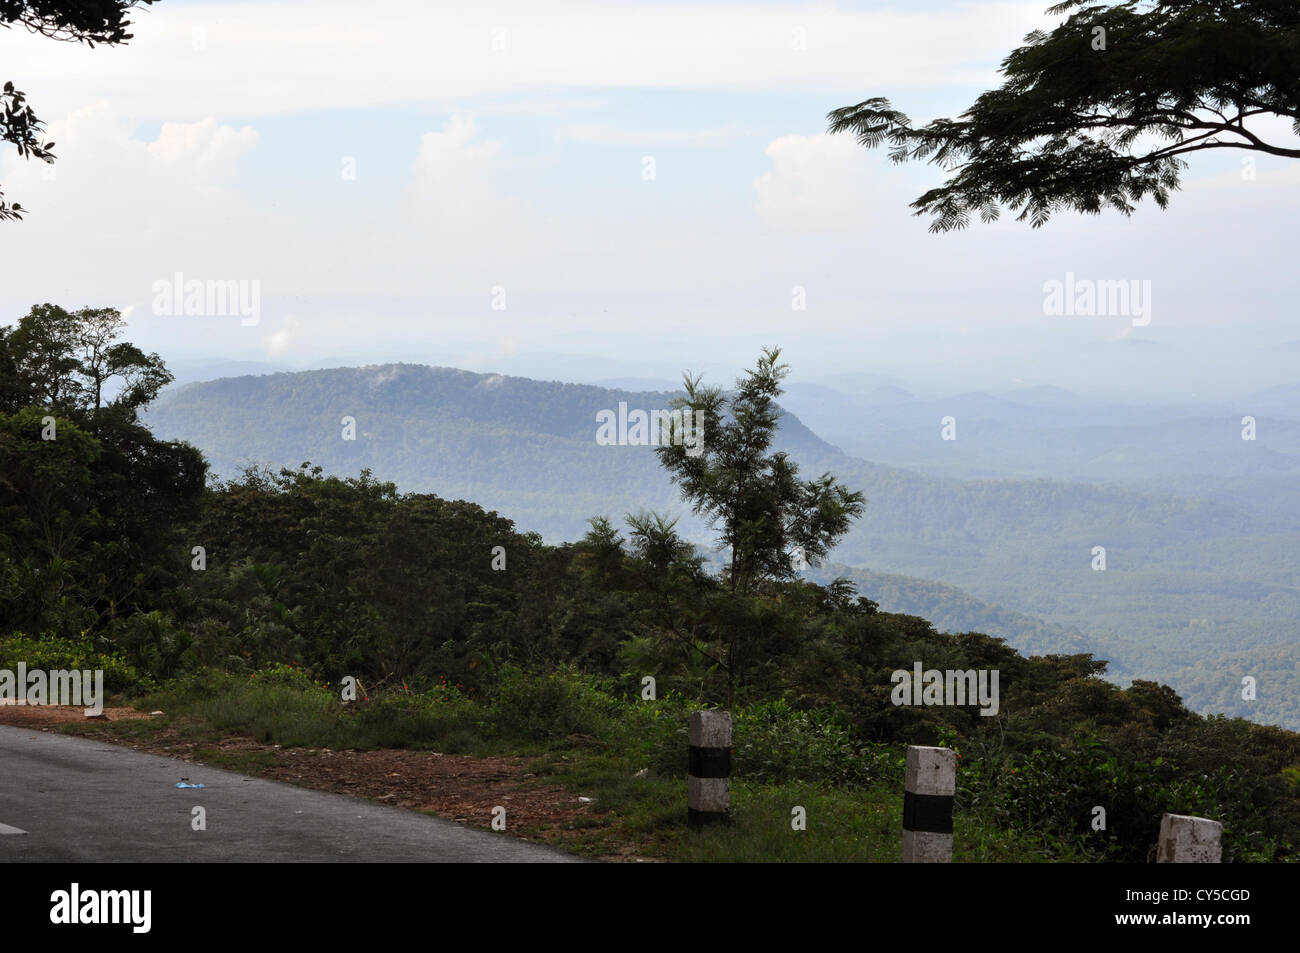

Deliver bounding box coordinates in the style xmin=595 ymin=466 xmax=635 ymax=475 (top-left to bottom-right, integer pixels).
xmin=145 ymin=361 xmax=1300 ymax=730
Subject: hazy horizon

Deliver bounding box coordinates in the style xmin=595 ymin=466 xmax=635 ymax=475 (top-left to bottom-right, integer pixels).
xmin=2 ymin=0 xmax=1297 ymax=404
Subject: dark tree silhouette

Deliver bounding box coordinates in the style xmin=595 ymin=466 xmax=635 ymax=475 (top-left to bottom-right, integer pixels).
xmin=1 ymin=1 xmax=157 ymax=220
xmin=828 ymin=1 xmax=1300 ymax=231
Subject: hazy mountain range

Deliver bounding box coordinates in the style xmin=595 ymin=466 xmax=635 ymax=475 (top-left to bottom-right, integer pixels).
xmin=145 ymin=362 xmax=1300 ymax=730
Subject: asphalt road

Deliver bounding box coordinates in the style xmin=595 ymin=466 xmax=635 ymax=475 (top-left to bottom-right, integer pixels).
xmin=0 ymin=726 xmax=580 ymax=862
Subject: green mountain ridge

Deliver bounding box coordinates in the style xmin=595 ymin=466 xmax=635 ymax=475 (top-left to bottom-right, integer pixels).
xmin=145 ymin=363 xmax=1300 ymax=729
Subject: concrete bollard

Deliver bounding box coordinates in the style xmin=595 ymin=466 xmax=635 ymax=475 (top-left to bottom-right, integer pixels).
xmin=903 ymin=745 xmax=955 ymax=862
xmin=1157 ymin=813 xmax=1222 ymax=863
xmin=688 ymin=710 xmax=731 ymax=828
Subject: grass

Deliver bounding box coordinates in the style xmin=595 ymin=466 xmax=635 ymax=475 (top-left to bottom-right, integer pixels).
xmin=190 ymin=746 xmax=280 ymax=774
xmin=530 ymin=744 xmax=1089 ymax=862
xmin=58 ymin=671 xmax=1093 ymax=862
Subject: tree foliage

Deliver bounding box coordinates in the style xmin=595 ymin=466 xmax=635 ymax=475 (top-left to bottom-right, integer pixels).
xmin=656 ymin=346 xmax=866 ymax=594
xmin=0 ymin=303 xmax=204 ymax=632
xmin=1 ymin=1 xmax=156 ymax=219
xmin=828 ymin=1 xmax=1300 ymax=231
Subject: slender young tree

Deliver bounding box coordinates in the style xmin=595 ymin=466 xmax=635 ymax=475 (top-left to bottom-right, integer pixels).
xmin=656 ymin=346 xmax=866 ymax=596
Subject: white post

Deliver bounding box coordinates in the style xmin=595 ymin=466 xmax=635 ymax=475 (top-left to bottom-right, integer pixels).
xmin=1157 ymin=813 xmax=1222 ymax=863
xmin=903 ymin=745 xmax=955 ymax=863
xmin=688 ymin=710 xmax=731 ymax=828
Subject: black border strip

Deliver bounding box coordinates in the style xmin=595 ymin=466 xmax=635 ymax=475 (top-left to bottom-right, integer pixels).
xmin=687 ymin=808 xmax=730 ymax=828
xmin=688 ymin=746 xmax=731 ymax=779
xmin=903 ymin=791 xmax=953 ymax=834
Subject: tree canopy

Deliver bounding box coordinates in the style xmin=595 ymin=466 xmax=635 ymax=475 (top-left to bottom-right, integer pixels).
xmin=0 ymin=303 xmax=204 ymax=634
xmin=828 ymin=1 xmax=1300 ymax=231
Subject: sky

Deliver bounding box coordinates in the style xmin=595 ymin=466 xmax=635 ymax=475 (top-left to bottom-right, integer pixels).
xmin=1 ymin=0 xmax=1297 ymax=401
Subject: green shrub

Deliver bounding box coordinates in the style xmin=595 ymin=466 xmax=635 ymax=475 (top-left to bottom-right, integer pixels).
xmin=489 ymin=666 xmax=618 ymax=741
xmin=248 ymin=660 xmax=318 ymax=689
xmin=191 ymin=678 xmax=338 ymax=745
xmin=349 ymin=690 xmax=485 ymax=749
xmin=146 ymin=667 xmax=490 ymax=751
xmin=101 ymin=612 xmax=195 ymax=682
xmin=954 ymin=736 xmax=1291 ymax=862
xmin=624 ymin=690 xmax=697 ymax=776
xmin=635 ymin=695 xmax=902 ymax=786
xmin=0 ymin=632 xmax=152 ymax=695
xmin=733 ymin=699 xmax=900 ymax=787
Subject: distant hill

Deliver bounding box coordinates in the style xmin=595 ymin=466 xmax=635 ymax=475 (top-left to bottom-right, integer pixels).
xmin=778 ymin=379 xmax=1300 ymax=529
xmin=808 ymin=563 xmax=1101 ymax=660
xmin=146 ymin=363 xmax=1300 ymax=729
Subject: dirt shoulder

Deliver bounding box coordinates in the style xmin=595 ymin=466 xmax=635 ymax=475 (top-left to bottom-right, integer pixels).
xmin=0 ymin=705 xmax=655 ymax=862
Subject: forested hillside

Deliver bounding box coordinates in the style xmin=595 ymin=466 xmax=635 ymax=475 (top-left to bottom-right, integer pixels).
xmin=147 ymin=364 xmax=1300 ymax=729
xmin=808 ymin=564 xmax=1102 ymax=658
xmin=5 ymin=311 xmax=1300 ymax=862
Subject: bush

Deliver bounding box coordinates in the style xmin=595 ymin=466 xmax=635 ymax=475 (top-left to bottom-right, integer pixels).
xmin=489 ymin=666 xmax=618 ymax=741
xmin=248 ymin=660 xmax=318 ymax=690
xmin=954 ymin=735 xmax=1292 ymax=862
xmin=100 ymin=611 xmax=197 ymax=682
xmin=634 ymin=695 xmax=902 ymax=786
xmin=733 ymin=699 xmax=900 ymax=787
xmin=192 ymin=677 xmax=338 ymax=746
xmin=147 ymin=667 xmax=490 ymax=751
xmin=0 ymin=632 xmax=152 ymax=695
xmin=349 ymin=690 xmax=485 ymax=749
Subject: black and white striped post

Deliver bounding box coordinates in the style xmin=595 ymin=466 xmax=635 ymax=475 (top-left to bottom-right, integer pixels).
xmin=688 ymin=710 xmax=731 ymax=828
xmin=1157 ymin=813 xmax=1222 ymax=863
xmin=902 ymin=745 xmax=955 ymax=862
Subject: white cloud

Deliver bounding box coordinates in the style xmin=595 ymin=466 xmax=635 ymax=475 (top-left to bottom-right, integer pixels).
xmin=0 ymin=1 xmax=1048 ymax=121
xmin=409 ymin=113 xmax=507 ymax=222
xmin=754 ymin=131 xmax=895 ymax=232
xmin=262 ymin=315 xmax=301 ymax=357
xmin=147 ymin=117 xmax=259 ymax=178
xmin=0 ymin=104 xmax=264 ymax=305
xmin=558 ymin=123 xmax=743 ymax=147
xmin=0 ymin=104 xmax=533 ymax=310
xmin=0 ymin=104 xmax=258 ymax=204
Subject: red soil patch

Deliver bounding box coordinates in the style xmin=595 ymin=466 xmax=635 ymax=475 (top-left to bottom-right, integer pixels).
xmin=0 ymin=703 xmax=153 ymax=725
